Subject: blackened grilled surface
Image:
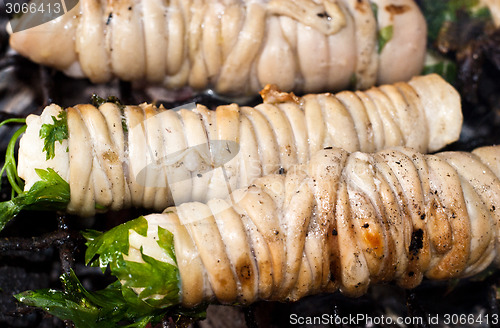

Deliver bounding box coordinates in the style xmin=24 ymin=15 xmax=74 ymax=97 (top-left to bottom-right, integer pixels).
xmin=1 ymin=6 xmax=500 ymax=328
xmin=419 ymin=0 xmax=500 ymax=153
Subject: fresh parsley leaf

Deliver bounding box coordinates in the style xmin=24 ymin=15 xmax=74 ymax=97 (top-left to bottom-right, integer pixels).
xmin=83 ymin=216 xmax=148 ymax=270
xmin=378 ymin=25 xmax=393 ymax=54
xmin=94 ymin=203 xmax=107 ymax=211
xmin=84 ymin=217 xmax=180 ymax=308
xmin=158 ymin=226 xmax=177 ymax=265
xmin=15 ymin=270 xmax=172 ymax=328
xmin=17 ymin=218 xmax=199 ymax=327
xmin=115 ymin=250 xmax=180 ymax=308
xmin=39 ymin=111 xmax=68 ymax=160
xmin=91 ymin=94 xmax=125 ymax=110
xmin=422 ymin=59 xmax=457 ymax=84
xmin=370 ymin=2 xmax=378 ymax=20
xmin=0 ymin=168 xmax=69 ymax=231
xmin=371 ymin=2 xmax=393 ymax=54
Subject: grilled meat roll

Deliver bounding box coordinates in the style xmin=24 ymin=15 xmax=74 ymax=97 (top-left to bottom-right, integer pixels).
xmin=83 ymin=144 xmax=500 ymax=308
xmin=18 ymin=74 xmax=461 ymax=217
xmin=8 ymin=0 xmax=426 ymax=95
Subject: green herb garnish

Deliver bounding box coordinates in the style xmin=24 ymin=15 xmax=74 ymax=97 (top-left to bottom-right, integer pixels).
xmin=370 ymin=2 xmax=393 ymax=54
xmin=122 ymin=117 xmax=128 ymax=133
xmin=94 ymin=203 xmax=107 ymax=211
xmin=377 ymin=25 xmax=394 ymax=54
xmin=15 ymin=270 xmax=190 ymax=328
xmin=420 ymin=0 xmax=493 ymax=43
xmin=370 ymin=2 xmax=378 ymax=20
xmin=91 ymin=94 xmax=128 ymax=133
xmin=83 ymin=217 xmax=180 ymax=308
xmin=0 ymin=168 xmax=70 ymax=231
xmin=91 ymin=94 xmax=125 ymax=110
xmin=17 ymin=217 xmax=204 ymax=327
xmin=39 ymin=111 xmax=68 ymax=160
xmin=0 ymin=118 xmax=71 ymax=232
xmin=83 ymin=217 xmax=149 ymax=270
xmin=422 ymin=58 xmax=457 ymax=84
xmin=349 ymin=73 xmax=358 ymax=90
xmin=0 ymin=121 xmax=26 ymax=196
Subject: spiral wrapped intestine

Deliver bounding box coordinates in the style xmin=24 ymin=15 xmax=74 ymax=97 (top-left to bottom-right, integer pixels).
xmin=8 ymin=0 xmax=426 ymax=95
xmin=133 ymin=145 xmax=500 ymax=306
xmin=17 ymin=74 xmax=462 ymax=216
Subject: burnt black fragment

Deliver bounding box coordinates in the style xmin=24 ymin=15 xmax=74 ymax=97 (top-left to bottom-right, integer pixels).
xmin=409 ymin=229 xmax=424 ymax=257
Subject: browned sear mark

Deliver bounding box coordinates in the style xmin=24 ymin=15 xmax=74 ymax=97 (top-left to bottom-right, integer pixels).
xmin=102 ymin=151 xmax=119 ymax=163
xmin=385 ymin=4 xmax=410 ymax=17
xmin=355 ymin=0 xmax=368 ymax=14
xmin=260 ymin=84 xmax=300 ymax=105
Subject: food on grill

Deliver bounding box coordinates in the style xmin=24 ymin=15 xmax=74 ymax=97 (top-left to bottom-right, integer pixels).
xmin=16 ymin=145 xmax=500 ymax=325
xmin=121 ymin=145 xmax=500 ymax=302
xmin=5 ymin=74 xmax=461 ymax=224
xmin=8 ymin=0 xmax=427 ymax=94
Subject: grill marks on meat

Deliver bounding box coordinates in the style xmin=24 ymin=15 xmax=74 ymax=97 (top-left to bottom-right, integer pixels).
xmin=17 ymin=75 xmax=462 ymax=217
xmin=8 ymin=0 xmax=426 ymax=95
xmin=135 ymin=145 xmax=500 ymax=306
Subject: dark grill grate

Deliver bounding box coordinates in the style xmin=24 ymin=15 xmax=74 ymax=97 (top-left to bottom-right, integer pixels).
xmin=1 ymin=5 xmax=500 ymax=328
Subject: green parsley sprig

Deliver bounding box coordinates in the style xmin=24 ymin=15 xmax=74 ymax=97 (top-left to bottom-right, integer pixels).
xmin=16 ymin=217 xmax=206 ymax=327
xmin=39 ymin=111 xmax=69 ymax=160
xmin=0 ymin=118 xmax=70 ymax=231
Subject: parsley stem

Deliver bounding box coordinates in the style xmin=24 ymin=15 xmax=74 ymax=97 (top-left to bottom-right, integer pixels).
xmin=0 ymin=118 xmax=26 ymax=128
xmin=5 ymin=125 xmax=26 ymax=195
xmin=0 ymin=119 xmax=27 ymax=196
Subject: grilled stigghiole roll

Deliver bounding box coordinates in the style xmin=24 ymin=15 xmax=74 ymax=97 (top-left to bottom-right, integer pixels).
xmin=9 ymin=0 xmax=426 ymax=95
xmin=17 ymin=74 xmax=462 ymax=217
xmin=84 ymin=145 xmax=500 ymax=308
